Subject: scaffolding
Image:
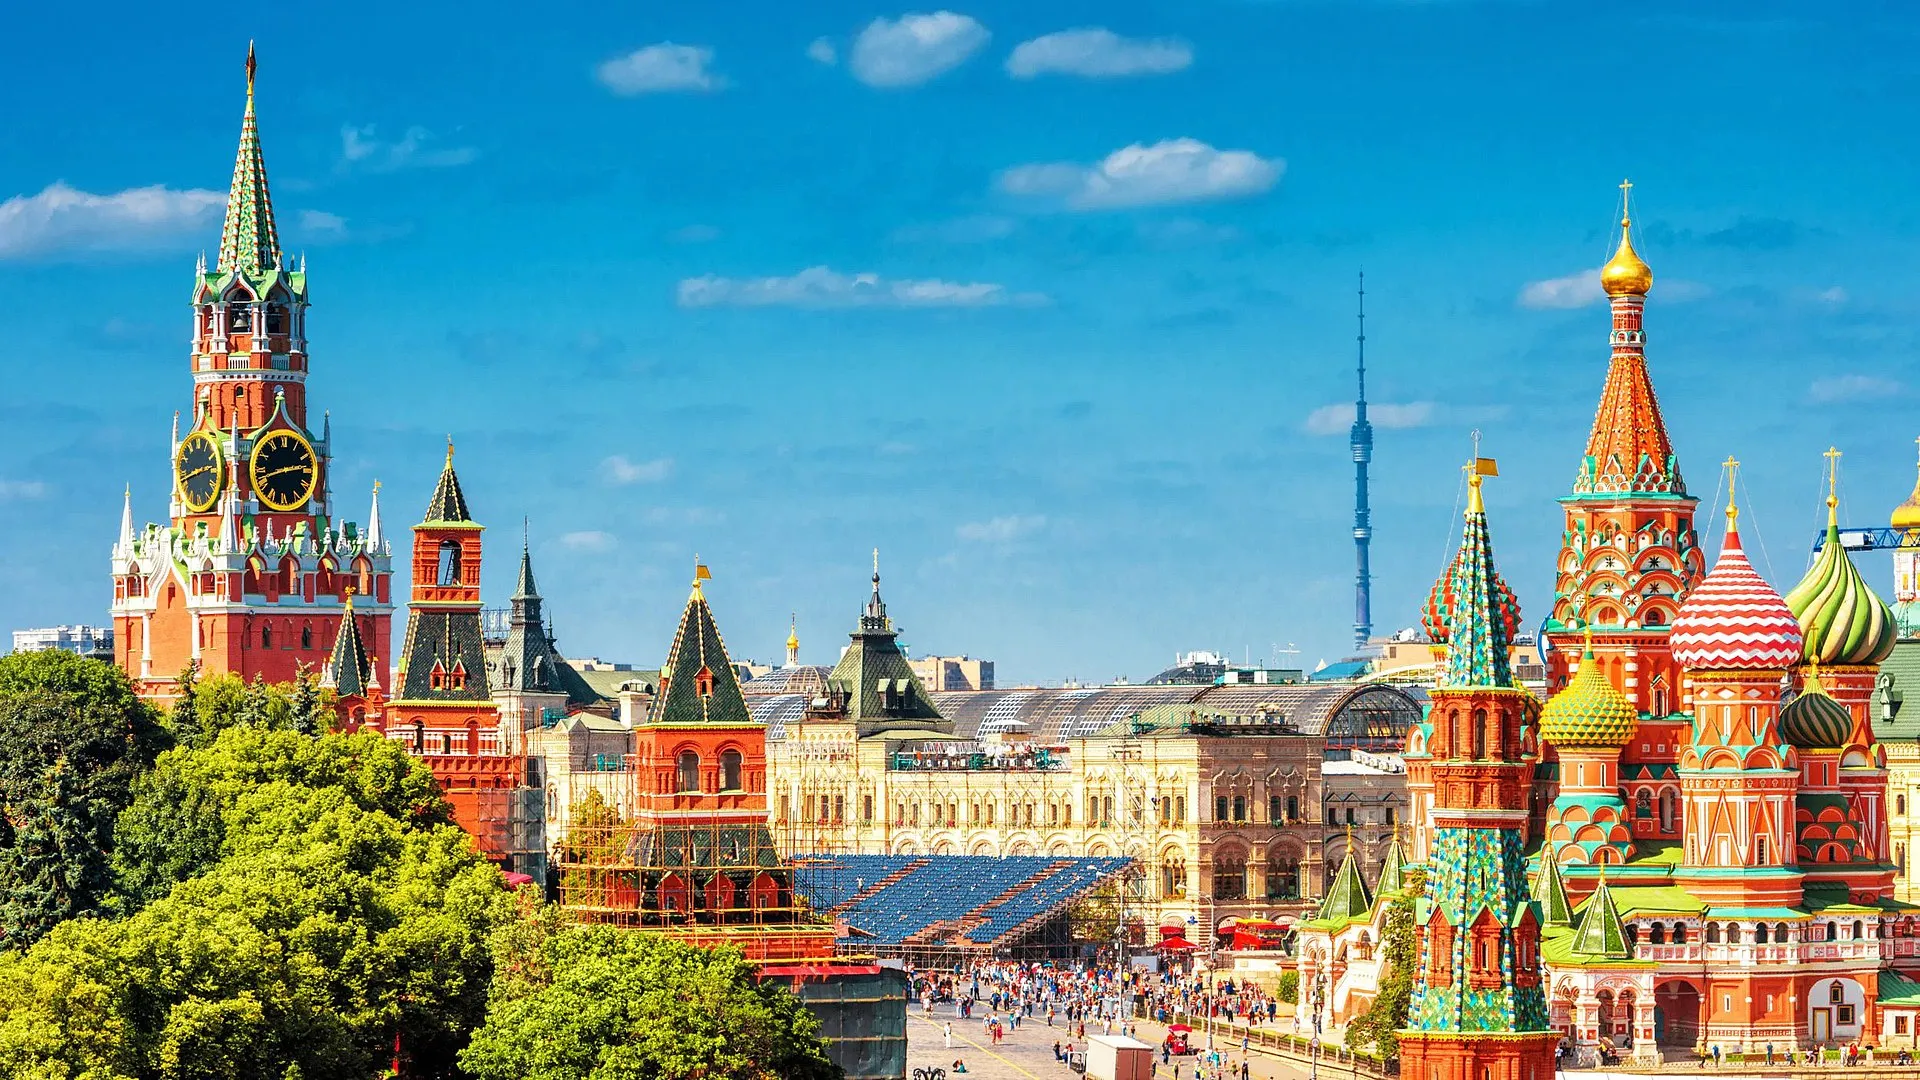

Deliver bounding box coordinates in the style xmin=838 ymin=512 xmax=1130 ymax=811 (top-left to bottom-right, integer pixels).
xmin=554 ymin=791 xmax=842 ymax=965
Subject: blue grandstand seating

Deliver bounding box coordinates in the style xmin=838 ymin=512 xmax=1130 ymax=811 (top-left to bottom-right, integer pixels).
xmin=789 ymin=855 xmax=1132 ymax=949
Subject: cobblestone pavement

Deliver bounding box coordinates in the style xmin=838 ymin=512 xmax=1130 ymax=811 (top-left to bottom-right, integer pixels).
xmin=904 ymin=1006 xmax=1354 ymax=1080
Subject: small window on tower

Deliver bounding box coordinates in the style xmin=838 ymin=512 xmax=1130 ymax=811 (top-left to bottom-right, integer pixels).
xmin=261 ymin=625 xmax=273 ymax=649
xmin=300 ymin=624 xmax=313 ymax=650
xmin=696 ymin=667 xmax=715 ymax=697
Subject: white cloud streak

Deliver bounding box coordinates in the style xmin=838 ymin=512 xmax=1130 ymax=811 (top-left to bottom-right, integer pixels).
xmin=808 ymin=37 xmax=838 ymax=65
xmin=1809 ymin=374 xmax=1902 ymax=404
xmin=677 ymin=266 xmax=1043 ymax=309
xmin=1304 ymin=402 xmax=1436 ymax=435
xmin=998 ymin=139 xmax=1281 ymax=210
xmin=339 ymin=125 xmax=477 ymax=171
xmin=558 ymin=530 xmax=616 ymax=551
xmin=0 ymin=183 xmax=223 ymax=259
xmin=956 ymin=514 xmax=1046 ymax=542
xmin=1006 ymin=28 xmax=1192 ymax=79
xmin=850 ymin=12 xmax=990 ymax=87
xmin=602 ymin=455 xmax=674 ymax=484
xmin=597 ymin=43 xmax=725 ymax=95
xmin=1518 ymin=270 xmax=1604 ymax=309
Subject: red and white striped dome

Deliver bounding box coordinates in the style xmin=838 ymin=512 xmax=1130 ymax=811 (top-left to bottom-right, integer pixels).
xmin=1670 ymin=524 xmax=1804 ymax=671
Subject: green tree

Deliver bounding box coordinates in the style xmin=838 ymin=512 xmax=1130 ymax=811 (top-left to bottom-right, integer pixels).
xmin=459 ymin=921 xmax=841 ymax=1080
xmin=171 ymin=661 xmax=204 ymax=748
xmin=0 ymin=769 xmax=506 ymax=1080
xmin=0 ymin=651 xmax=168 ymax=946
xmin=113 ymin=726 xmax=453 ymax=910
xmin=1277 ymin=969 xmax=1299 ymax=1005
xmin=1343 ymin=892 xmax=1417 ymax=1063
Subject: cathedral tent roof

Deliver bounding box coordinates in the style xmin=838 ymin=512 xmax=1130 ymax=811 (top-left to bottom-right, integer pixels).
xmin=824 ymin=563 xmax=945 ymax=733
xmin=1568 ymin=874 xmax=1630 ymax=958
xmin=422 ymin=447 xmax=474 ymax=524
xmin=653 ymin=574 xmax=753 ymax=726
xmin=1533 ymin=853 xmax=1574 ymax=928
xmin=1316 ymin=845 xmax=1374 ymax=923
xmin=323 ymin=592 xmax=373 ymax=697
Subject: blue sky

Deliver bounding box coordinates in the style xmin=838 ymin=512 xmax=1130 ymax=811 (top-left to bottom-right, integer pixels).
xmin=2 ymin=1 xmax=1918 ymax=683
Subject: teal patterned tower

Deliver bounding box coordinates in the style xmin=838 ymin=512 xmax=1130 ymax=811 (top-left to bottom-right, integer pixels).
xmin=1401 ymin=463 xmax=1558 ymax=1080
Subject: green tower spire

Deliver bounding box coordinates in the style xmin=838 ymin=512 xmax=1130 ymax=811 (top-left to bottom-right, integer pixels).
xmin=1533 ymin=853 xmax=1574 ymax=929
xmin=1375 ymin=830 xmax=1407 ymax=895
xmin=217 ymin=42 xmax=282 ymax=277
xmin=1569 ymin=869 xmax=1630 ymax=958
xmin=652 ymin=564 xmax=752 ymax=726
xmin=1318 ymin=830 xmax=1375 ymax=922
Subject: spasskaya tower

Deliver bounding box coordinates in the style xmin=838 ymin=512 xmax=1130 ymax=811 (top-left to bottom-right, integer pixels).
xmin=111 ymin=45 xmax=393 ymax=699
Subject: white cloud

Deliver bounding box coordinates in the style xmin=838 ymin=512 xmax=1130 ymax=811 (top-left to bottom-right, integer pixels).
xmin=808 ymin=37 xmax=838 ymax=65
xmin=339 ymin=125 xmax=477 ymax=171
xmin=1809 ymin=374 xmax=1902 ymax=404
xmin=596 ymin=43 xmax=725 ymax=95
xmin=956 ymin=514 xmax=1046 ymax=542
xmin=602 ymin=455 xmax=674 ymax=484
xmin=1006 ymin=28 xmax=1192 ymax=79
xmin=297 ymin=209 xmax=347 ymax=236
xmin=1518 ymin=270 xmax=1603 ymax=309
xmin=998 ymin=138 xmax=1281 ymax=210
xmin=677 ymin=266 xmax=1045 ymax=308
xmin=1814 ymin=285 xmax=1848 ymax=304
xmin=0 ymin=183 xmax=222 ymax=259
xmin=558 ymin=530 xmax=616 ymax=552
xmin=1304 ymin=402 xmax=1436 ymax=435
xmin=0 ymin=479 xmax=47 ymax=500
xmin=850 ymin=12 xmax=990 ymax=87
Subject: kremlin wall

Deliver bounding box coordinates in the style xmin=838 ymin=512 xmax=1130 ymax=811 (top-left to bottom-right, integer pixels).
xmin=98 ymin=51 xmax=1920 ymax=1072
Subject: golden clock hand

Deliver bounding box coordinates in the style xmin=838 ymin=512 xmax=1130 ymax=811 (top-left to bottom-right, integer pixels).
xmin=180 ymin=466 xmax=216 ymax=481
xmin=259 ymin=464 xmax=312 ymax=481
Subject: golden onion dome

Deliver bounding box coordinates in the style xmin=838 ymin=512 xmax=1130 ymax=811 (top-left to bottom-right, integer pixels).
xmin=1540 ymin=643 xmax=1640 ymax=750
xmin=1893 ymin=450 xmax=1920 ymax=531
xmin=1600 ymin=216 xmax=1654 ymax=298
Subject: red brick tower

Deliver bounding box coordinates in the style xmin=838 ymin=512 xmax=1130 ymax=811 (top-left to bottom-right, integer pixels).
xmin=110 ymin=45 xmax=392 ymax=700
xmin=1541 ymin=184 xmax=1704 ymax=777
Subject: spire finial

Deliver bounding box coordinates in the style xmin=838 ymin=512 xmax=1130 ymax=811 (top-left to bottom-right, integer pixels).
xmin=1601 ymin=179 xmax=1654 ymax=297
xmin=246 ymin=41 xmax=257 ymax=100
xmin=1618 ymin=177 xmax=1633 ymax=228
xmin=1581 ymin=621 xmax=1595 ymax=658
xmin=1824 ymin=446 xmax=1842 ymax=526
xmin=1464 ymin=430 xmax=1493 ymax=515
xmin=873 ymin=547 xmax=880 ymax=582
xmin=445 ymin=435 xmax=455 ymax=468
xmin=1723 ymin=455 xmax=1741 ymax=527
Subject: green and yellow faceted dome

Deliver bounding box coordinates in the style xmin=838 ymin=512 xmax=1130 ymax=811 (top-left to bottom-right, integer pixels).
xmin=1779 ymin=675 xmax=1855 ymax=750
xmin=1788 ymin=497 xmax=1898 ymax=667
xmin=1541 ymin=646 xmax=1639 ymax=749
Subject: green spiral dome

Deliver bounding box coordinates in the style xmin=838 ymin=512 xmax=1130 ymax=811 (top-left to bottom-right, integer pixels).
xmin=1778 ymin=683 xmax=1854 ymax=750
xmin=1787 ymin=520 xmax=1898 ymax=666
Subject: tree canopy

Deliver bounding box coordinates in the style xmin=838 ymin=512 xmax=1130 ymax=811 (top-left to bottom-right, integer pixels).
xmin=0 ymin=650 xmax=167 ymax=946
xmin=460 ymin=918 xmax=841 ymax=1080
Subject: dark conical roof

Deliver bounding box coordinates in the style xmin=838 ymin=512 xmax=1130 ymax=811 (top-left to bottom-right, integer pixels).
xmin=1569 ymin=870 xmax=1630 ymax=958
xmin=1533 ymin=853 xmax=1574 ymax=928
xmin=825 ymin=559 xmax=945 ymax=734
xmin=1318 ymin=842 xmax=1375 ymax=922
xmin=423 ymin=442 xmax=473 ymax=524
xmin=323 ymin=593 xmax=372 ymax=697
xmin=493 ymin=537 xmax=604 ymax=710
xmin=654 ymin=576 xmax=753 ymax=726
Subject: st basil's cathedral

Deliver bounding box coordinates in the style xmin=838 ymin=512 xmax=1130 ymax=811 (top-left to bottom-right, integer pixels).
xmin=1300 ymin=189 xmax=1918 ymax=1073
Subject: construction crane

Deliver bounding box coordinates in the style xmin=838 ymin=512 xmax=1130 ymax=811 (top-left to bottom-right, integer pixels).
xmin=1811 ymin=526 xmax=1920 ymax=554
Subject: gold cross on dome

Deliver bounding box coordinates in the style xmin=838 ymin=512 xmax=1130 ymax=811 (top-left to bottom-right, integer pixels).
xmin=1723 ymin=455 xmax=1741 ymax=523
xmin=1619 ymin=178 xmax=1634 ymax=225
xmin=1824 ymin=446 xmax=1842 ymax=504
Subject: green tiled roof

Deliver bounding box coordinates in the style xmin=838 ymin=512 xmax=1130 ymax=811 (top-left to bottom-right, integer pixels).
xmin=493 ymin=539 xmax=605 ymax=711
xmin=397 ymin=609 xmax=492 ymax=703
xmin=825 ymin=570 xmax=945 ymax=734
xmin=1881 ymin=969 xmax=1920 ymax=1007
xmin=1318 ymin=847 xmax=1374 ymax=922
xmin=1569 ymin=876 xmax=1630 ymax=958
xmin=1875 ymin=639 xmax=1920 ymax=742
xmin=218 ymin=57 xmax=281 ymax=278
xmin=1602 ymin=885 xmax=1703 ymax=918
xmin=324 ymin=594 xmax=374 ymax=698
xmin=1533 ymin=854 xmax=1574 ymax=928
xmin=653 ymin=583 xmax=753 ymax=726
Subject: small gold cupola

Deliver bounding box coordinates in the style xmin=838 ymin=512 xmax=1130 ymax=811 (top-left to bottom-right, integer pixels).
xmin=1600 ymin=179 xmax=1654 ymax=298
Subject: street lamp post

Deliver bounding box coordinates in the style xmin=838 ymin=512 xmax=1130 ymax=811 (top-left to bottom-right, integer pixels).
xmin=1310 ymin=971 xmax=1327 ymax=1080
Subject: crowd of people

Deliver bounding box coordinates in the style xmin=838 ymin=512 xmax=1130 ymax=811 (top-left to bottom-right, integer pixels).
xmin=908 ymin=959 xmax=1280 ymax=1080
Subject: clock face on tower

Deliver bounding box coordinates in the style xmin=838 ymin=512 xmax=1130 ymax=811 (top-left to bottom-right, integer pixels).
xmin=174 ymin=431 xmax=225 ymax=513
xmin=248 ymin=429 xmax=317 ymax=512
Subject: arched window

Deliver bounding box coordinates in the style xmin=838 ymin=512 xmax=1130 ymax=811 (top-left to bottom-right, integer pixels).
xmin=721 ymin=749 xmax=743 ymax=791
xmin=1775 ymin=922 xmax=1788 ymax=944
xmin=1900 ymin=794 xmax=1908 ymax=816
xmin=1831 ymin=981 xmax=1847 ymax=1005
xmin=1706 ymin=923 xmax=1721 ymax=944
xmin=1212 ymin=850 xmax=1246 ymax=901
xmin=1216 ymin=796 xmax=1229 ymax=823
xmin=677 ymin=750 xmax=701 ymax=793
xmin=1672 ymin=924 xmax=1687 ymax=944
xmin=696 ymin=667 xmax=715 ymax=697
xmin=1267 ymin=851 xmax=1301 ymax=900
xmin=1659 ymin=789 xmax=1678 ymax=832
xmin=1755 ymin=923 xmax=1769 ymax=944
xmin=300 ymin=623 xmax=313 ymax=650
xmin=1472 ymin=709 xmax=1488 ymax=759
xmin=1269 ymin=795 xmax=1282 ymax=822
xmin=1232 ymin=795 xmax=1246 ymax=822
xmin=1727 ymin=923 xmax=1741 ymax=945
xmin=437 ymin=540 xmax=462 ymax=585
xmin=1855 ymin=919 xmax=1866 ymax=941
xmin=1649 ymin=923 xmax=1666 ymax=945
xmin=261 ymin=625 xmax=273 ymax=649
xmin=1287 ymin=794 xmax=1299 ymax=821
xmin=1635 ymin=789 xmax=1653 ymax=818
